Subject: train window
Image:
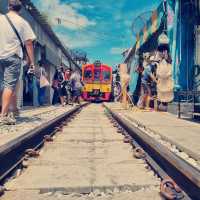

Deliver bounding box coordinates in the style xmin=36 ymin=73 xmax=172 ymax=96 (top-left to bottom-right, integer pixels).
xmin=102 ymin=71 xmax=111 ymax=81
xmin=94 ymin=69 xmax=101 ymax=81
xmin=84 ymin=69 xmax=92 ymax=79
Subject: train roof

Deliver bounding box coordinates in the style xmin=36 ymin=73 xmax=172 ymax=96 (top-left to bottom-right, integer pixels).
xmin=82 ymin=63 xmax=112 ymax=68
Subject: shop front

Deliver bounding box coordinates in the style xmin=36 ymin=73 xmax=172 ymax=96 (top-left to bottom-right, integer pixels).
xmin=128 ymin=0 xmax=200 ymax=112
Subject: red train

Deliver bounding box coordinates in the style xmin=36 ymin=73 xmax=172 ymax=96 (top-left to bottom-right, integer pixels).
xmin=82 ymin=61 xmax=112 ymax=101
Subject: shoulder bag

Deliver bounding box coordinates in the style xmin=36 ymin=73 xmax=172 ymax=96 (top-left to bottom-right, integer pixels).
xmin=40 ymin=68 xmax=50 ymax=88
xmin=5 ymin=14 xmax=28 ymax=60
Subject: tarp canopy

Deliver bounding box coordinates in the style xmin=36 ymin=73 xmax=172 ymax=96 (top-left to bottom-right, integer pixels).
xmin=135 ymin=2 xmax=165 ymax=51
xmin=129 ymin=2 xmax=166 ymax=95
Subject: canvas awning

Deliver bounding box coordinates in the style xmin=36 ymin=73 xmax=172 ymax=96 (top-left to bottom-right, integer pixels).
xmin=135 ymin=3 xmax=165 ymax=51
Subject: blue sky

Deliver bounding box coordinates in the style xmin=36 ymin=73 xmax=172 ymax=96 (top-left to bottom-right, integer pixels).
xmin=32 ymin=0 xmax=161 ymax=67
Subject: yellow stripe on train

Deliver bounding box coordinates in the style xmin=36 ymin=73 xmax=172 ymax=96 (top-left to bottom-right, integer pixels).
xmin=83 ymin=83 xmax=112 ymax=93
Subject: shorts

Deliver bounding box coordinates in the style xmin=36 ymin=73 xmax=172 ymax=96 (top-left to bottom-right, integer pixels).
xmin=72 ymin=89 xmax=81 ymax=97
xmin=0 ymin=54 xmax=21 ymax=91
xmin=58 ymin=86 xmax=67 ymax=97
xmin=141 ymin=82 xmax=151 ymax=95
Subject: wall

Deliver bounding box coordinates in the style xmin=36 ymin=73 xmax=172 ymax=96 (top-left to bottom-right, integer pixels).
xmin=0 ymin=0 xmax=7 ymax=13
xmin=169 ymin=0 xmax=195 ymax=91
xmin=194 ymin=26 xmax=200 ymax=105
xmin=178 ymin=0 xmax=195 ymax=91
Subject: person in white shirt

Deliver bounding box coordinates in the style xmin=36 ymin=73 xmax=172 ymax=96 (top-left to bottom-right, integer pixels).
xmin=0 ymin=0 xmax=36 ymax=125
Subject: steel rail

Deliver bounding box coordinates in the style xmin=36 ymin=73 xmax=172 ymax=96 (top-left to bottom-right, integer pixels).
xmin=124 ymin=114 xmax=200 ymax=162
xmin=104 ymin=104 xmax=200 ymax=200
xmin=0 ymin=103 xmax=88 ymax=184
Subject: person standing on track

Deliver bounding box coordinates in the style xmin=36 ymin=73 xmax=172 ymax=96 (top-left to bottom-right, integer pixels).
xmin=52 ymin=69 xmax=60 ymax=105
xmin=70 ymin=70 xmax=83 ymax=105
xmin=57 ymin=67 xmax=67 ymax=106
xmin=0 ymin=0 xmax=36 ymax=125
xmin=64 ymin=68 xmax=72 ymax=105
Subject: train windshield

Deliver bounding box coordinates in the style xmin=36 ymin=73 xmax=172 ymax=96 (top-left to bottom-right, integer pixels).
xmin=94 ymin=68 xmax=101 ymax=81
xmin=84 ymin=68 xmax=92 ymax=80
xmin=102 ymin=70 xmax=111 ymax=82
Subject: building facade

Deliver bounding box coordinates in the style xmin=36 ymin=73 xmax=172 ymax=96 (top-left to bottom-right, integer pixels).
xmin=0 ymin=0 xmax=80 ymax=106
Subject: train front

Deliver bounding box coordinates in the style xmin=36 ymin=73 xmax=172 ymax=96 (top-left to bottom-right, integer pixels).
xmin=82 ymin=61 xmax=112 ymax=102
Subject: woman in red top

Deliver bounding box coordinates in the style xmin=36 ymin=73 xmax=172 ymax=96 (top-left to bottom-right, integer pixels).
xmin=64 ymin=68 xmax=71 ymax=81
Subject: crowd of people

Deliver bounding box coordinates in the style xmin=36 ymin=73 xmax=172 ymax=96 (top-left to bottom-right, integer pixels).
xmin=133 ymin=35 xmax=174 ymax=111
xmin=52 ymin=67 xmax=83 ymax=106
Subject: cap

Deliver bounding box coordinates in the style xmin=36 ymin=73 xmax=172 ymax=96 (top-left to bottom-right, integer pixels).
xmin=9 ymin=0 xmax=22 ymax=7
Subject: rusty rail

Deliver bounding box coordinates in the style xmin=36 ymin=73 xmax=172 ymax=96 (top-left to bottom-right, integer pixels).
xmin=104 ymin=104 xmax=200 ymax=200
xmin=0 ymin=103 xmax=89 ymax=184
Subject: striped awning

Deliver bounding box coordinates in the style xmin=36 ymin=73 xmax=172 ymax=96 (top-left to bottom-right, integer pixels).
xmin=135 ymin=3 xmax=165 ymax=51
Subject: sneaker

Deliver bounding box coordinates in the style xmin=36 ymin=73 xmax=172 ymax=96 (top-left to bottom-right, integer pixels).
xmin=0 ymin=115 xmax=16 ymax=125
xmin=8 ymin=110 xmax=20 ymax=118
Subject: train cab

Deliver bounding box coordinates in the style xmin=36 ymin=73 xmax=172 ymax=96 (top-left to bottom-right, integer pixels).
xmin=82 ymin=61 xmax=112 ymax=101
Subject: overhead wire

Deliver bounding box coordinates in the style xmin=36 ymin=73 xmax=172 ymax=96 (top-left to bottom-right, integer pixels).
xmin=54 ymin=17 xmax=126 ymax=41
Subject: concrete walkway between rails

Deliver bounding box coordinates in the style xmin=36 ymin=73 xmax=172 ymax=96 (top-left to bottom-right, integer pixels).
xmin=104 ymin=103 xmax=200 ymax=163
xmin=2 ymin=104 xmax=161 ymax=200
xmin=0 ymin=105 xmax=77 ymax=148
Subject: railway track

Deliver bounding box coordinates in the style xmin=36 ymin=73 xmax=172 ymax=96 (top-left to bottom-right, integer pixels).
xmin=104 ymin=104 xmax=200 ymax=200
xmin=0 ymin=103 xmax=87 ymax=185
xmin=0 ymin=103 xmax=199 ymax=199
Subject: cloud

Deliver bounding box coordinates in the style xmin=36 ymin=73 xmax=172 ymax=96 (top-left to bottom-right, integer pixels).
xmin=57 ymin=31 xmax=98 ymax=48
xmin=87 ymin=5 xmax=95 ymax=9
xmin=33 ymin=0 xmax=96 ymax=30
xmin=114 ymin=14 xmax=122 ymax=21
xmin=110 ymin=47 xmax=125 ymax=55
xmin=69 ymin=2 xmax=83 ymax=10
xmin=124 ymin=20 xmax=132 ymax=27
xmin=31 ymin=0 xmax=161 ymax=66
